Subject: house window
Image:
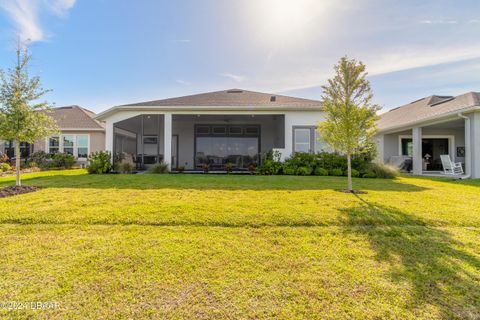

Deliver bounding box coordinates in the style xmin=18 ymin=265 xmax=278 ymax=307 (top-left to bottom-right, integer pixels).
xmin=76 ymin=135 xmax=89 ymax=158
xmin=63 ymin=135 xmax=74 ymax=155
xmin=47 ymin=134 xmax=89 ymax=158
xmin=49 ymin=137 xmax=60 ymax=154
xmin=401 ymin=138 xmax=413 ymax=157
xmin=293 ymin=127 xmax=314 ymax=153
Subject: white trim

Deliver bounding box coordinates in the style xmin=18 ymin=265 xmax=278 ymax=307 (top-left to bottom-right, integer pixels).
xmin=60 ymin=128 xmax=105 ymax=131
xmin=398 ymin=134 xmax=455 ymax=157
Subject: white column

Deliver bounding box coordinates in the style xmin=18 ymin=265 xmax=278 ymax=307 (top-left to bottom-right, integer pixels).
xmin=163 ymin=113 xmax=172 ymax=170
xmin=464 ymin=116 xmax=471 ymax=176
xmin=376 ymin=134 xmax=385 ymax=164
xmin=412 ymin=127 xmax=422 ymax=175
xmin=472 ymin=112 xmax=480 ymax=178
xmin=283 ymin=113 xmax=292 ymax=161
xmin=105 ymin=120 xmax=114 ymax=154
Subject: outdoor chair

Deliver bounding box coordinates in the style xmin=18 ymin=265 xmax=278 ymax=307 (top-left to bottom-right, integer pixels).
xmin=440 ymin=154 xmax=464 ymax=175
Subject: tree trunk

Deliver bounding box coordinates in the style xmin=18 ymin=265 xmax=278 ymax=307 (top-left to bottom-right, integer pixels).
xmin=347 ymin=153 xmax=352 ymax=192
xmin=15 ymin=139 xmax=21 ymax=187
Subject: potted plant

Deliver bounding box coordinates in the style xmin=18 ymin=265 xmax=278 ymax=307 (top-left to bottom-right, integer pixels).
xmin=176 ymin=166 xmax=185 ymax=173
xmin=202 ymin=163 xmax=209 ymax=173
xmin=224 ymin=162 xmax=234 ymax=173
xmin=248 ymin=163 xmax=256 ymax=174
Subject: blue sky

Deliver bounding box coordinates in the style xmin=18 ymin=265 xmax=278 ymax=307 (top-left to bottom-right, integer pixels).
xmin=0 ymin=0 xmax=479 ymax=113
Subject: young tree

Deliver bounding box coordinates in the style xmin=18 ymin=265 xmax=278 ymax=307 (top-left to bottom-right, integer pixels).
xmin=318 ymin=56 xmax=380 ymax=192
xmin=0 ymin=44 xmax=58 ymax=186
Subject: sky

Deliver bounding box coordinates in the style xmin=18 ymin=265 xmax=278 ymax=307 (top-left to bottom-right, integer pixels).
xmin=0 ymin=0 xmax=479 ymax=113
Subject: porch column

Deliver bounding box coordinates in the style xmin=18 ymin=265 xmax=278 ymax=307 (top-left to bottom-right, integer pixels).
xmin=376 ymin=134 xmax=385 ymax=164
xmin=463 ymin=116 xmax=472 ymax=176
xmin=105 ymin=120 xmax=114 ymax=154
xmin=163 ymin=113 xmax=172 ymax=170
xmin=412 ymin=126 xmax=422 ymax=175
xmin=472 ymin=112 xmax=480 ymax=178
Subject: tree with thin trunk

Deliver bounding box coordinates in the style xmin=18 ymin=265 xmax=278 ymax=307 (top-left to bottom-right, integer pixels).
xmin=318 ymin=56 xmax=380 ymax=192
xmin=0 ymin=44 xmax=57 ymax=186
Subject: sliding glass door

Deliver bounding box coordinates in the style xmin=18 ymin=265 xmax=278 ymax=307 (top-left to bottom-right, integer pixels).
xmin=194 ymin=125 xmax=260 ymax=169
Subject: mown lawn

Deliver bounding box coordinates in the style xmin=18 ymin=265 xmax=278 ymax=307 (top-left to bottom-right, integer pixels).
xmin=0 ymin=170 xmax=479 ymax=319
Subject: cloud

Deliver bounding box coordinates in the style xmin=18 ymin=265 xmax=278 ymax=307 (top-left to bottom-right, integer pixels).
xmin=220 ymin=73 xmax=247 ymax=82
xmin=171 ymin=39 xmax=191 ymax=43
xmin=176 ymin=79 xmax=191 ymax=85
xmin=419 ymin=19 xmax=458 ymax=24
xmin=0 ymin=0 xmax=76 ymax=42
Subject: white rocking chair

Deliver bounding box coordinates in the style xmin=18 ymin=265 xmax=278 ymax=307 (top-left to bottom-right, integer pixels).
xmin=440 ymin=155 xmax=464 ymax=175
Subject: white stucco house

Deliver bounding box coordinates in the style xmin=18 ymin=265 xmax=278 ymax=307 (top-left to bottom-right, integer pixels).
xmin=95 ymin=89 xmax=327 ymax=171
xmin=376 ymin=92 xmax=480 ymax=178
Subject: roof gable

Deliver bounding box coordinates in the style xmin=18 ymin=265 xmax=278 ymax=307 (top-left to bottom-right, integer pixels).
xmin=49 ymin=106 xmax=105 ymax=130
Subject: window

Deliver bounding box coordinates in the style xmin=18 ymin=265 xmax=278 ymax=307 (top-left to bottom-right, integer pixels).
xmin=49 ymin=137 xmax=60 ymax=154
xmin=47 ymin=134 xmax=89 ymax=158
xmin=63 ymin=135 xmax=74 ymax=155
xmin=401 ymin=138 xmax=413 ymax=157
xmin=76 ymin=135 xmax=89 ymax=158
xmin=293 ymin=127 xmax=313 ymax=153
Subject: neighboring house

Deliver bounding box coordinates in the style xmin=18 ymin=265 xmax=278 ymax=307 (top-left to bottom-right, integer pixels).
xmin=96 ymin=89 xmax=327 ymax=170
xmin=376 ymin=92 xmax=480 ymax=178
xmin=0 ymin=106 xmax=105 ymax=165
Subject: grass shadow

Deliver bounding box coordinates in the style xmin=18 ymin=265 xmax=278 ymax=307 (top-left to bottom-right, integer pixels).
xmin=0 ymin=171 xmax=429 ymax=192
xmin=339 ymin=197 xmax=480 ymax=318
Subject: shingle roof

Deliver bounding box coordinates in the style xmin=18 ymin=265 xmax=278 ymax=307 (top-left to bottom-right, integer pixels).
xmin=49 ymin=106 xmax=105 ymax=129
xmin=377 ymin=92 xmax=480 ymax=131
xmin=122 ymin=89 xmax=321 ymax=108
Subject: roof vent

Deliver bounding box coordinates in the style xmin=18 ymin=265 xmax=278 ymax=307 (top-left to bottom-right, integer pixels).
xmin=270 ymin=95 xmax=276 ymax=102
xmin=227 ymin=89 xmax=243 ymax=93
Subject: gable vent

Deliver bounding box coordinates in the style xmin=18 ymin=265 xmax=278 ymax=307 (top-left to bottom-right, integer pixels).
xmin=227 ymin=89 xmax=243 ymax=93
xmin=270 ymin=95 xmax=276 ymax=102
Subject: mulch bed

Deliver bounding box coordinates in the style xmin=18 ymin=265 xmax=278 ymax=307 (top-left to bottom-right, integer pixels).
xmin=0 ymin=186 xmax=40 ymax=198
xmin=336 ymin=189 xmax=368 ymax=194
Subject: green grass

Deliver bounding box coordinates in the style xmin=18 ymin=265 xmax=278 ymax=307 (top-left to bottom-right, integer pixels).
xmin=0 ymin=170 xmax=479 ymax=319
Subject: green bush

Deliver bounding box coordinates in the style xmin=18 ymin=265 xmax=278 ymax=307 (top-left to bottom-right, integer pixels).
xmin=118 ymin=161 xmax=134 ymax=174
xmin=87 ymin=151 xmax=112 ymax=174
xmin=350 ymin=168 xmax=360 ymax=177
xmin=370 ymin=163 xmax=399 ymax=179
xmin=283 ymin=167 xmax=296 ymax=175
xmin=0 ymin=163 xmax=12 ymax=172
xmin=256 ymin=159 xmax=282 ymax=175
xmin=51 ymin=153 xmax=75 ymax=169
xmin=296 ymin=166 xmax=312 ymax=176
xmin=363 ymin=172 xmax=377 ymax=178
xmin=314 ymin=167 xmax=329 ymax=176
xmin=148 ymin=162 xmax=169 ymax=174
xmin=331 ymin=168 xmax=343 ymax=176
xmin=29 ymin=151 xmax=51 ymax=168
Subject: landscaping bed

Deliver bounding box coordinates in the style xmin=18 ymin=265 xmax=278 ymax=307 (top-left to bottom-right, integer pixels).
xmin=0 ymin=185 xmax=39 ymax=198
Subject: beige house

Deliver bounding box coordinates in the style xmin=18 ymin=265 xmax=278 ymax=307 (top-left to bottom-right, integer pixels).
xmin=0 ymin=106 xmax=105 ymax=165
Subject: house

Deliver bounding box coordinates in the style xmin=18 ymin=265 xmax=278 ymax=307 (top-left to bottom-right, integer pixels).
xmin=95 ymin=89 xmax=326 ymax=170
xmin=0 ymin=106 xmax=105 ymax=165
xmin=376 ymin=92 xmax=480 ymax=178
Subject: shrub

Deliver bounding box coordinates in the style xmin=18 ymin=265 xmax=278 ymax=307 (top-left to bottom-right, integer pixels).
xmin=350 ymin=168 xmax=360 ymax=177
xmin=29 ymin=151 xmax=51 ymax=167
xmin=118 ymin=161 xmax=134 ymax=174
xmin=0 ymin=163 xmax=12 ymax=172
xmin=0 ymin=153 xmax=9 ymax=163
xmin=363 ymin=171 xmax=377 ymax=178
xmin=331 ymin=168 xmax=343 ymax=176
xmin=370 ymin=163 xmax=399 ymax=179
xmin=256 ymin=159 xmax=282 ymax=175
xmin=224 ymin=162 xmax=234 ymax=173
xmin=314 ymin=167 xmax=329 ymax=176
xmin=87 ymin=151 xmax=112 ymax=174
xmin=296 ymin=166 xmax=312 ymax=176
xmin=283 ymin=167 xmax=296 ymax=175
xmin=148 ymin=162 xmax=169 ymax=174
xmin=51 ymin=153 xmax=75 ymax=169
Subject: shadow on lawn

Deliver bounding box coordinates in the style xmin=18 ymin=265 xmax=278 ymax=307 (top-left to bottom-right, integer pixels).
xmin=0 ymin=173 xmax=429 ymax=192
xmin=339 ymin=197 xmax=480 ymax=319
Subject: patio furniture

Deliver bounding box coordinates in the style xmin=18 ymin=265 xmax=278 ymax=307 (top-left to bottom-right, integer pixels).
xmin=440 ymin=155 xmax=464 ymax=175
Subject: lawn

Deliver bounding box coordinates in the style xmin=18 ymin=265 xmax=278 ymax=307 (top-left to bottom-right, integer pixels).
xmin=0 ymin=170 xmax=479 ymax=319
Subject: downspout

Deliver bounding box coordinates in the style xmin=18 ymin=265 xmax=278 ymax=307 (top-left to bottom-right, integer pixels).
xmin=458 ymin=113 xmax=471 ymax=179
